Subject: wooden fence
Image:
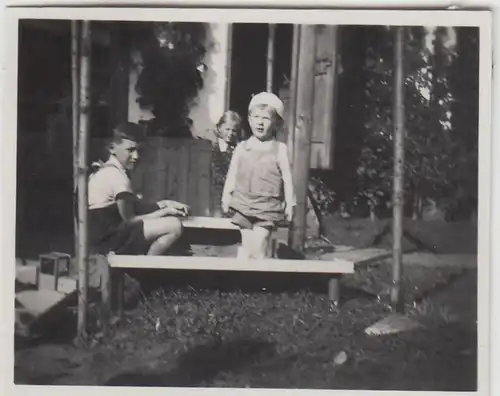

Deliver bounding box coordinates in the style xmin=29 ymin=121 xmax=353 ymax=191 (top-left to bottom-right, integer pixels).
xmin=131 ymin=137 xmax=215 ymax=217
xmin=17 ymin=135 xmax=215 ymax=228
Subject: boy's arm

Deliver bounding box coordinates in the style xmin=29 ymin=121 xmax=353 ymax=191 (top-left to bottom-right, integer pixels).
xmin=278 ymin=143 xmax=297 ymax=208
xmin=221 ymin=143 xmax=242 ymax=208
xmin=104 ymin=169 xmax=180 ymax=222
xmin=134 ymin=197 xmax=161 ymax=215
xmin=156 ymin=199 xmax=190 ymax=215
xmin=116 ymin=195 xmax=180 ymax=223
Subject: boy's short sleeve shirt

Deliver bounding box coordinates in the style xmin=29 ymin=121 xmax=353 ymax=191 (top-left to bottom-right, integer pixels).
xmin=88 ymin=156 xmax=133 ymax=210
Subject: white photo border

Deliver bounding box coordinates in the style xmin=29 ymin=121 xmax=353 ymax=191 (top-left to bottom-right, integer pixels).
xmin=1 ymin=6 xmax=493 ymax=396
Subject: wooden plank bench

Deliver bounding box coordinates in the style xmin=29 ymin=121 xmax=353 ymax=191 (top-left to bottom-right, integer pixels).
xmin=102 ymin=254 xmax=354 ymax=318
xmin=181 ymin=216 xmax=283 ymax=257
xmin=96 ymin=216 xmax=357 ymax=324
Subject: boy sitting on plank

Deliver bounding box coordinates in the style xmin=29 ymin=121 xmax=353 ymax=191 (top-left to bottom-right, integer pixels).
xmin=88 ymin=122 xmax=189 ymax=256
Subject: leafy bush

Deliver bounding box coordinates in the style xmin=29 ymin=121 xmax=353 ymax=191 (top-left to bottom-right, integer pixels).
xmin=128 ymin=22 xmax=207 ymax=138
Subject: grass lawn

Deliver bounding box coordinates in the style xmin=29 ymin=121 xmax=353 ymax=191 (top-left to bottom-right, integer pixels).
xmin=14 ymin=217 xmax=478 ymax=390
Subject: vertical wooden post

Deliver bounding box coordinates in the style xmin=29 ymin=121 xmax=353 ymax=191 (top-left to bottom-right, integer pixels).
xmin=266 ymin=24 xmax=276 ymax=92
xmin=391 ymin=26 xmax=405 ymax=313
xmin=115 ymin=270 xmax=125 ymax=317
xmin=224 ymin=23 xmax=233 ymax=113
xmin=77 ymin=21 xmax=92 ymax=340
xmin=71 ymin=21 xmax=80 ymax=260
xmin=286 ymin=24 xmax=300 ymax=166
xmin=290 ymin=25 xmax=317 ymax=253
xmin=99 ymin=254 xmax=111 ymax=332
xmin=328 ymin=276 xmax=341 ymax=307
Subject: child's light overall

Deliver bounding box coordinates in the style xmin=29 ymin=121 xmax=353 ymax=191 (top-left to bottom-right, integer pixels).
xmin=230 ymin=140 xmax=285 ymax=227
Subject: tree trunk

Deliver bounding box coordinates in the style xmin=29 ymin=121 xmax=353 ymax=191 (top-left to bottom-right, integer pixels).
xmin=369 ymin=203 xmax=377 ymax=222
xmin=412 ymin=188 xmax=423 ymax=220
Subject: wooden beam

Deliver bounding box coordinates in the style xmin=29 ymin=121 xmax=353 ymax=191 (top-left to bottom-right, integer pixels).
xmin=108 ymin=255 xmax=354 ymax=274
xmin=391 ymin=26 xmax=406 ymax=313
xmin=290 ymin=25 xmax=317 ymax=252
xmin=76 ymin=21 xmax=92 ymax=340
xmin=266 ymin=24 xmax=276 ymax=92
xmin=286 ymin=24 xmax=301 ymax=165
xmin=71 ymin=20 xmax=80 ymax=261
xmin=310 ymin=25 xmax=340 ymax=170
xmin=224 ymin=23 xmax=233 ymax=111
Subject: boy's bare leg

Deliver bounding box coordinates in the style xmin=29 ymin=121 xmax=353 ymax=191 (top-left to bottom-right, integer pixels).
xmin=143 ymin=217 xmax=183 ymax=256
xmin=238 ymin=228 xmax=254 ymax=259
xmin=252 ymin=226 xmax=272 ymax=260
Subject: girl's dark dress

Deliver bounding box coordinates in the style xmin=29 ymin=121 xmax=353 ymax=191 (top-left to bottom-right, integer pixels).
xmin=211 ymin=138 xmax=236 ymax=217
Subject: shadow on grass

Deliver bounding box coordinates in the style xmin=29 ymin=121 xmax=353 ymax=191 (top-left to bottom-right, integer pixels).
xmin=128 ymin=242 xmax=378 ymax=304
xmin=131 ymin=268 xmax=378 ymax=304
xmin=413 ymin=268 xmax=472 ymax=303
xmin=14 ymin=372 xmax=69 ymax=386
xmin=333 ymin=322 xmax=478 ymax=391
xmin=104 ymin=337 xmax=275 ymax=387
xmin=15 ymin=308 xmax=78 ymax=351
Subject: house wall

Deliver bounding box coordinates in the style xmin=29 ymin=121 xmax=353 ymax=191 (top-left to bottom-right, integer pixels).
xmin=127 ymin=23 xmax=231 ymax=141
xmin=189 ymin=23 xmax=231 ymax=141
xmin=128 ymin=50 xmax=154 ymax=124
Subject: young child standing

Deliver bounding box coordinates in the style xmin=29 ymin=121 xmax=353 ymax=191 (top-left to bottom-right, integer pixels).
xmin=88 ymin=122 xmax=189 ymax=256
xmin=211 ymin=111 xmax=243 ymax=217
xmin=222 ymin=92 xmax=296 ymax=259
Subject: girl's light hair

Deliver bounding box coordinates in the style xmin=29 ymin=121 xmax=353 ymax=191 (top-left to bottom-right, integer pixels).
xmin=215 ymin=110 xmax=243 ymax=139
xmin=216 ymin=110 xmax=242 ymax=129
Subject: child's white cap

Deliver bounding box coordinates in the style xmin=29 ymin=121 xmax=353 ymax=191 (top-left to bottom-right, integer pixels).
xmin=248 ymin=92 xmax=285 ymax=119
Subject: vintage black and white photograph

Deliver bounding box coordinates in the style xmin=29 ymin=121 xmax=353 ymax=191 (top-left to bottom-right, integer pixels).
xmin=4 ymin=6 xmax=492 ymax=393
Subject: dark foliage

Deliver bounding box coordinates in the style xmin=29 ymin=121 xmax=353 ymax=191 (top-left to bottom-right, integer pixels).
xmin=329 ymin=26 xmax=479 ymax=220
xmin=127 ymin=22 xmax=207 ymax=138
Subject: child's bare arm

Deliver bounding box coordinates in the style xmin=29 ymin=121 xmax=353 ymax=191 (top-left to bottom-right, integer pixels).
xmin=278 ymin=143 xmax=297 ymax=220
xmin=116 ymin=194 xmax=184 ymax=223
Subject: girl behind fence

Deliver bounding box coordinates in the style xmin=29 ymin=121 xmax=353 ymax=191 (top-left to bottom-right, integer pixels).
xmin=211 ymin=110 xmax=243 ymax=217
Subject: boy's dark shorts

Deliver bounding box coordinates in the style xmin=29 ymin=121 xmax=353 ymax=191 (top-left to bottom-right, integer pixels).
xmin=89 ymin=207 xmax=150 ymax=255
xmin=105 ymin=221 xmax=150 ymax=255
xmin=230 ymin=209 xmax=277 ymax=230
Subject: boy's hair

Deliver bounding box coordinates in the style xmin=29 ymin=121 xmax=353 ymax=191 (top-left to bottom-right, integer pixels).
xmin=248 ymin=92 xmax=285 ymax=120
xmin=249 ymin=104 xmax=284 ymax=138
xmin=112 ymin=122 xmax=146 ymax=144
xmin=216 ymin=110 xmax=242 ymax=129
xmin=248 ymin=103 xmax=281 ymax=120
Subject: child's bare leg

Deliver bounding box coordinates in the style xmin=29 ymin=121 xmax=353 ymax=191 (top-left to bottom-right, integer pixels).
xmin=252 ymin=226 xmax=272 ymax=259
xmin=143 ymin=217 xmax=183 ymax=256
xmin=238 ymin=228 xmax=254 ymax=259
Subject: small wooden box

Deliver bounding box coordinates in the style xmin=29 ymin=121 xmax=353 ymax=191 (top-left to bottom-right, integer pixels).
xmin=39 ymin=252 xmax=71 ymax=290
